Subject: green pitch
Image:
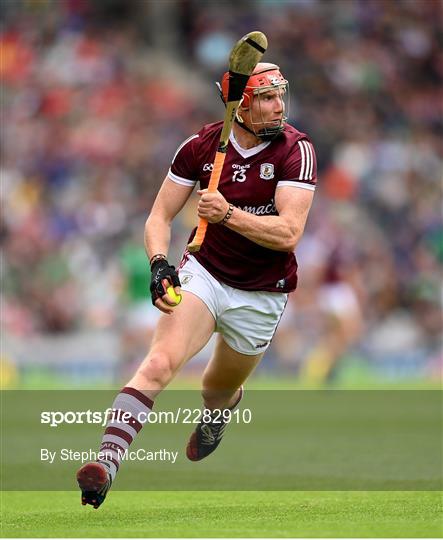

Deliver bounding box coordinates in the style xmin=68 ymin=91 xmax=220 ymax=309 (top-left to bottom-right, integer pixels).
xmin=2 ymin=377 xmax=441 ymax=536
xmin=1 ymin=490 xmax=441 ymax=537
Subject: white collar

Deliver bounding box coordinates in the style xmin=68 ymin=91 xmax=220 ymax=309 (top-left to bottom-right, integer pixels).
xmin=229 ymin=131 xmax=271 ymax=159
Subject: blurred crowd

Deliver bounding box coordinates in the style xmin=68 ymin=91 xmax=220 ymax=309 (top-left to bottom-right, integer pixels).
xmin=2 ymin=0 xmax=441 ymax=383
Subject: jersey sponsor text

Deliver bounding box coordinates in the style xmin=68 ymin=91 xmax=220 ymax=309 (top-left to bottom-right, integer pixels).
xmin=170 ymin=121 xmax=317 ymax=292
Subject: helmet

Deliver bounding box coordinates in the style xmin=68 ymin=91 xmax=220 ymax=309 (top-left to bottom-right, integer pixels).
xmin=220 ymin=62 xmax=287 ymax=107
xmin=218 ymin=62 xmax=289 ymax=140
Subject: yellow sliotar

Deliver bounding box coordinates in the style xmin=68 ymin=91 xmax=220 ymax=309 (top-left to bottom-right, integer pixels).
xmin=166 ymin=285 xmax=182 ymax=306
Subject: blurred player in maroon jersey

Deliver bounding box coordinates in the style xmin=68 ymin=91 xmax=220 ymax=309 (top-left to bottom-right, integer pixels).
xmin=274 ymin=240 xmax=363 ymax=384
xmin=77 ymin=63 xmax=318 ymax=508
xmin=301 ymin=244 xmax=363 ymax=384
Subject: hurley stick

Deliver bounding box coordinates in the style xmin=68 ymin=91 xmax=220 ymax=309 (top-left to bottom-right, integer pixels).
xmin=187 ymin=31 xmax=267 ymax=252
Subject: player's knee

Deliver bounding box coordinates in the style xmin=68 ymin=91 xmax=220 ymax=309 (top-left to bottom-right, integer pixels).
xmin=136 ymin=351 xmax=175 ymax=389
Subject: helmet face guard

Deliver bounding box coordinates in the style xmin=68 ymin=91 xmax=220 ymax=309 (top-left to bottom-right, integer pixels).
xmin=244 ymin=82 xmax=289 ymax=141
xmin=219 ymin=63 xmax=289 ymax=141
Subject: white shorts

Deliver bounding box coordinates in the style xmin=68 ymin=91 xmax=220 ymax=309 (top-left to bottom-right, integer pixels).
xmin=178 ymin=255 xmax=288 ymax=356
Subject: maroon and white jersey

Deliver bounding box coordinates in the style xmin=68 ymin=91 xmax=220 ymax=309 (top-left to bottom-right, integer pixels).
xmin=168 ymin=121 xmax=317 ymax=293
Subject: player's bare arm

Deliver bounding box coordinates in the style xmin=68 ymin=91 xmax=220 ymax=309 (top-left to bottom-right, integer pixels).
xmin=197 ymin=186 xmax=314 ymax=252
xmin=145 ymin=176 xmax=194 ymax=258
xmin=145 ymin=176 xmax=194 ymax=313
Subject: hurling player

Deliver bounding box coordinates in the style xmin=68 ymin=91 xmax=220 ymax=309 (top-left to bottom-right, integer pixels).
xmin=77 ymin=63 xmax=317 ymax=508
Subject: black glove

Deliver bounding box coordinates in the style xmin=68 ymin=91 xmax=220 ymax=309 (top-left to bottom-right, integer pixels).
xmin=150 ymin=258 xmax=181 ymax=306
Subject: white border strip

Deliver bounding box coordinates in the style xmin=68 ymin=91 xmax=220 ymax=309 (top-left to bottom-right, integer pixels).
xmin=307 ymin=141 xmax=314 ymax=179
xmin=303 ymin=140 xmax=311 ymax=180
xmin=229 ymin=131 xmax=270 ymax=158
xmin=277 ymin=181 xmax=316 ymax=191
xmin=101 ymin=434 xmax=129 ymax=449
xmin=298 ymin=140 xmax=306 ymax=180
xmin=303 ymin=140 xmax=314 ymax=179
xmin=168 ymin=170 xmax=196 ymax=187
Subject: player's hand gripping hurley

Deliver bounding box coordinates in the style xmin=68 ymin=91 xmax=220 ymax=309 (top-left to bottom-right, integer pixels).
xmin=187 ymin=31 xmax=268 ymax=252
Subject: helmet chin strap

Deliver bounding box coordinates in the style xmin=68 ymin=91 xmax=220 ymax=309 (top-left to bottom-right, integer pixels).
xmin=235 ymin=117 xmax=284 ymax=141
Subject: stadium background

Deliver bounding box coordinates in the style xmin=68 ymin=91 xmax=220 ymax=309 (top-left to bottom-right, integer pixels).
xmin=2 ymin=0 xmax=441 ymax=389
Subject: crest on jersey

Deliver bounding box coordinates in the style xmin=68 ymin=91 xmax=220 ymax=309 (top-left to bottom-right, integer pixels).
xmin=260 ymin=163 xmax=275 ymax=180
